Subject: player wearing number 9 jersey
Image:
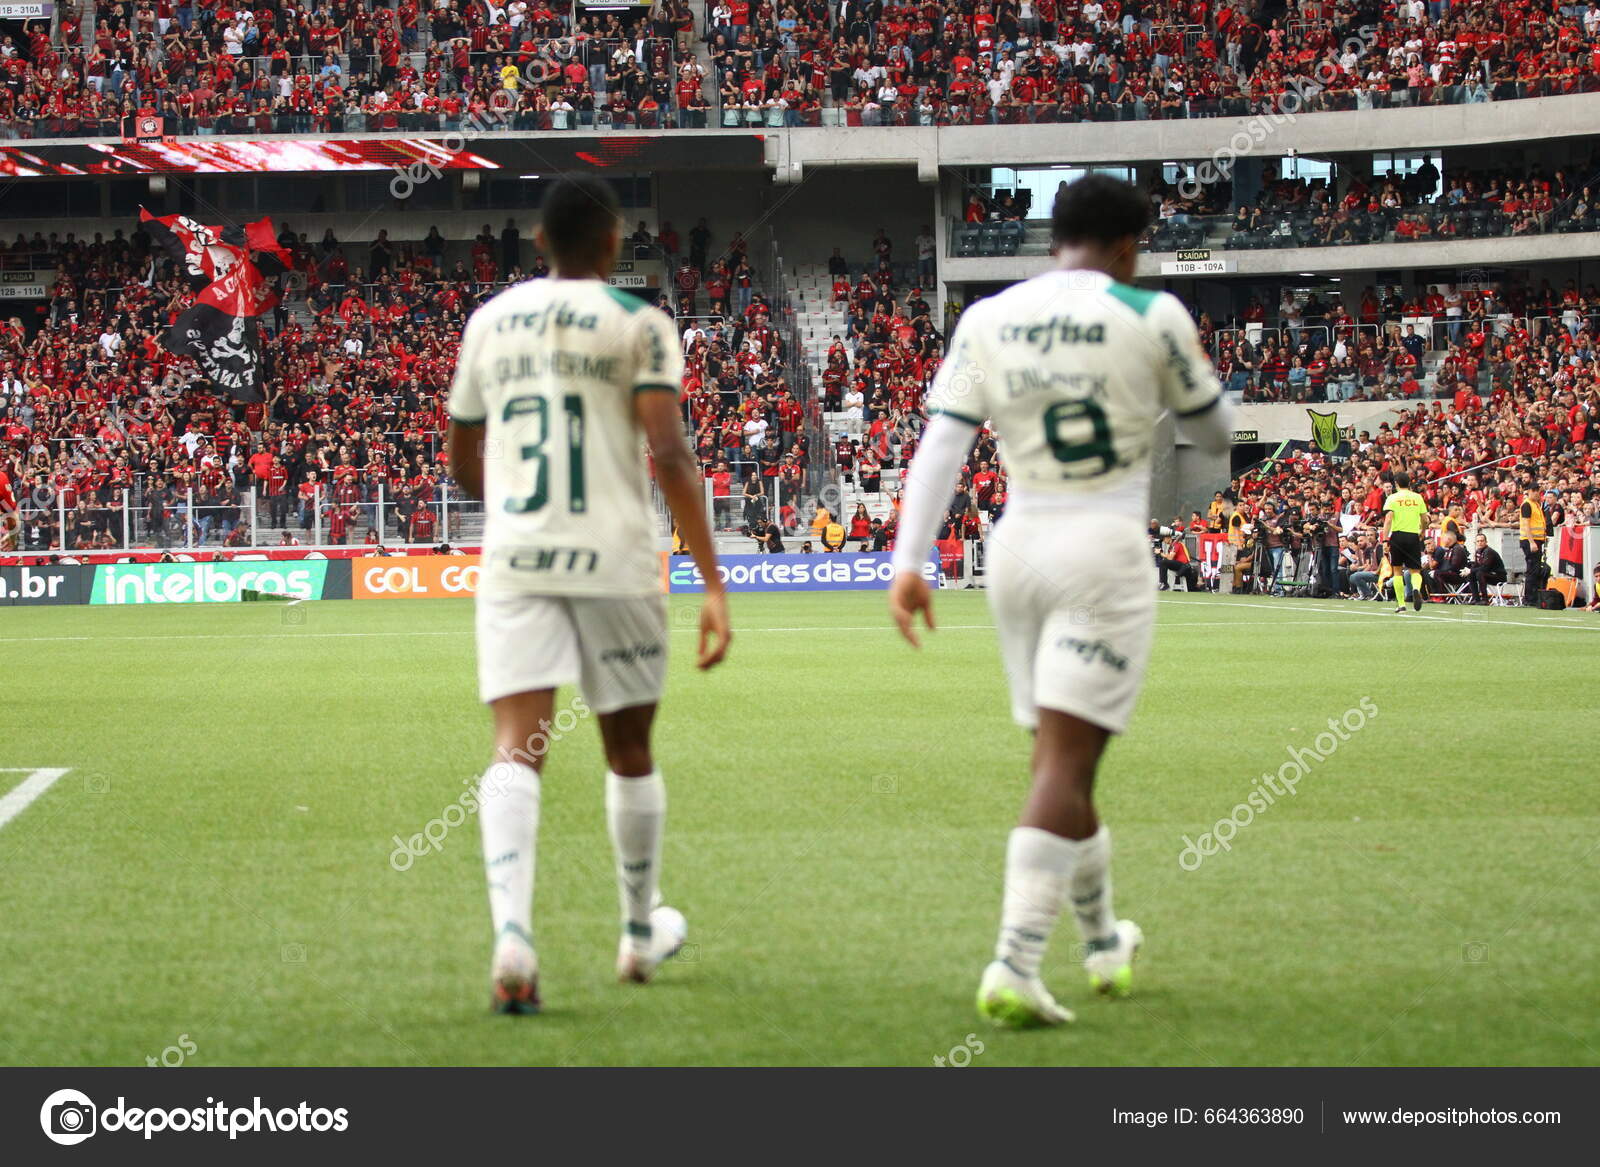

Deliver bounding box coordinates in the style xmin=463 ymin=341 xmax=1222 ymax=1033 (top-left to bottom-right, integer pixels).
xmin=447 ymin=174 xmax=731 ymax=1016
xmin=887 ymin=175 xmax=1232 ymax=1028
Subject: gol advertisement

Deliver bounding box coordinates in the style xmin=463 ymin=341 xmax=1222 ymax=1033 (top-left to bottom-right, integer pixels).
xmin=352 ymin=555 xmax=482 ymax=599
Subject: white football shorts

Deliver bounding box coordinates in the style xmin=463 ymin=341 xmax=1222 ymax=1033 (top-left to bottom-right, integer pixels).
xmin=475 ymin=591 xmax=669 ymax=712
xmin=985 ymin=510 xmax=1156 ymax=734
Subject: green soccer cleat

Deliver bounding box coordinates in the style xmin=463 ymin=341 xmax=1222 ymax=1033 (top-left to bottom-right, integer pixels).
xmin=976 ymin=961 xmax=1075 ymax=1028
xmin=1085 ymin=920 xmax=1144 ymax=998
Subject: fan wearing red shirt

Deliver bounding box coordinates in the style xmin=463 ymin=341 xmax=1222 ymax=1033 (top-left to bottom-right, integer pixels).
xmin=409 ymin=504 xmax=436 ymax=542
xmin=327 ymin=502 xmax=350 ymax=544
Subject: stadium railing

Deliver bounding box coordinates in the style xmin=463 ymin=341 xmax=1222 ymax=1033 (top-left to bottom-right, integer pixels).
xmin=11 ymin=65 xmax=1600 ymax=141
xmin=8 ymin=481 xmax=484 ymax=555
xmin=1211 ymin=312 xmax=1585 ymax=364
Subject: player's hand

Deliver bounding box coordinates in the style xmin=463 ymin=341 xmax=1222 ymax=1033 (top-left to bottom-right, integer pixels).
xmin=888 ymin=571 xmax=935 ymax=648
xmin=696 ymin=588 xmax=731 ymax=670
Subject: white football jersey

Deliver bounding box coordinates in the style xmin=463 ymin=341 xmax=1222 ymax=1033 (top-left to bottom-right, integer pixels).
xmin=448 ymin=278 xmax=683 ymax=597
xmin=925 ymin=269 xmax=1221 ymax=517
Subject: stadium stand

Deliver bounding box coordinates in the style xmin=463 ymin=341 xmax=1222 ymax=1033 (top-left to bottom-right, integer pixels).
xmin=5 ymin=0 xmax=1600 ymax=137
xmin=0 ymin=215 xmax=817 ymax=552
xmin=951 ymin=163 xmax=1600 ymax=257
xmin=0 ymin=0 xmax=1595 ymax=610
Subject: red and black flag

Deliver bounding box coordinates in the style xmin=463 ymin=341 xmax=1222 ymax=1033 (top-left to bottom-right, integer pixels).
xmin=140 ymin=208 xmax=248 ymax=290
xmin=1558 ymin=523 xmax=1585 ymax=578
xmin=232 ymin=217 xmax=294 ymax=275
xmin=164 ymin=306 xmax=265 ymax=402
xmin=141 ymin=208 xmax=292 ymax=402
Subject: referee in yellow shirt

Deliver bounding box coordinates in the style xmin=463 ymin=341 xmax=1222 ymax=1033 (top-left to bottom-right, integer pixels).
xmin=1380 ymin=471 xmax=1428 ymax=613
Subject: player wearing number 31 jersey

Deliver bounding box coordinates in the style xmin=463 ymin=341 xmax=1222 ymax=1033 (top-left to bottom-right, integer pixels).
xmin=888 ymin=176 xmax=1232 ymax=1028
xmin=447 ymin=175 xmax=730 ymax=1017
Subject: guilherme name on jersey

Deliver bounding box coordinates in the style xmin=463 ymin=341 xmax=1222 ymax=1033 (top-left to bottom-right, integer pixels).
xmin=494 ymin=351 xmax=622 ymax=384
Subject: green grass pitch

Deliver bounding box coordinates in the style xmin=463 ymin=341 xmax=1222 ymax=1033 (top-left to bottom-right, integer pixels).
xmin=2 ymin=591 xmax=1598 ymax=1067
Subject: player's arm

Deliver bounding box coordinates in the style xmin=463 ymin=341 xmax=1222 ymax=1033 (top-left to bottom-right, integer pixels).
xmin=636 ymin=389 xmax=729 ymax=670
xmin=888 ymin=411 xmax=973 ymax=646
xmin=634 ymin=309 xmax=729 ymax=670
xmin=447 ymin=419 xmax=485 ymax=500
xmin=1152 ymin=294 xmax=1232 ymax=455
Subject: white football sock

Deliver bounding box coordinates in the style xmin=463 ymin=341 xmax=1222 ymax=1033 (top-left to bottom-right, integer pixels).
xmin=1066 ymin=826 xmax=1117 ymax=949
xmin=994 ymin=826 xmax=1075 ymax=978
xmin=478 ymin=761 xmax=540 ymax=948
xmin=605 ymin=770 xmax=666 ymax=955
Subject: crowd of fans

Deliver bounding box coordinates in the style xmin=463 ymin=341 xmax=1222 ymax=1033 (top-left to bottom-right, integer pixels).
xmin=699 ymin=226 xmax=952 ymax=541
xmin=0 ymin=212 xmax=812 ymax=552
xmin=1202 ymin=274 xmax=1600 ymax=404
xmin=1154 ymin=347 xmax=1600 ymax=604
xmin=10 ymin=0 xmax=701 ymax=136
xmin=1218 ymin=163 xmax=1600 ymax=250
xmin=5 ymin=0 xmax=1600 ymax=138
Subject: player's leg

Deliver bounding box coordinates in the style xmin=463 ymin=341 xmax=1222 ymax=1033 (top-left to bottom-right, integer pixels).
xmin=1017 ymin=540 xmax=1151 ymax=995
xmin=574 ymin=597 xmax=685 ymax=983
xmin=596 ymin=701 xmax=679 ymax=982
xmin=477 ymin=689 xmax=551 ymax=1015
xmin=978 ymin=521 xmax=1149 ymax=1026
xmin=474 ymin=593 xmax=581 ymax=1015
xmin=978 ymin=535 xmax=1075 ymax=1026
xmin=1027 ymin=709 xmax=1143 ymax=996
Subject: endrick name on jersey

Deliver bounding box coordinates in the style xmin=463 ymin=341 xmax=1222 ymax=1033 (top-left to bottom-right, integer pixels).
xmin=1004 ymin=370 xmax=1108 ymax=399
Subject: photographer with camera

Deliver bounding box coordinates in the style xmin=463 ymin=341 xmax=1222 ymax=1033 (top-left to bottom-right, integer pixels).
xmin=1150 ymin=519 xmax=1201 ymax=592
xmin=1301 ymin=501 xmax=1341 ymax=597
xmin=1258 ymin=501 xmax=1288 ymax=595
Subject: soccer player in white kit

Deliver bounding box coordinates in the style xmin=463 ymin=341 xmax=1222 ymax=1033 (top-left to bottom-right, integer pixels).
xmin=888 ymin=175 xmax=1231 ymax=1028
xmin=447 ymin=175 xmax=731 ymax=1014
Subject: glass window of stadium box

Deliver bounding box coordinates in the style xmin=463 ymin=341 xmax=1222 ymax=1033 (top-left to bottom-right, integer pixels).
xmin=950 ymin=166 xmax=1134 ymax=259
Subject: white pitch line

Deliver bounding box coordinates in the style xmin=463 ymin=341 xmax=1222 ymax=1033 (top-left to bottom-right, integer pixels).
xmin=1 ymin=602 xmax=1591 ymax=645
xmin=1157 ymin=619 xmax=1395 ymax=628
xmin=0 ymin=625 xmax=1004 ymax=645
xmin=1157 ymin=596 xmax=1600 ymax=632
xmin=0 ymin=768 xmax=70 ymax=833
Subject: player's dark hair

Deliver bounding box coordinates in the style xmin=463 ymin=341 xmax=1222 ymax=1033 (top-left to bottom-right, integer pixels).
xmin=1051 ymin=174 xmax=1152 ymax=247
xmin=1392 ymin=470 xmax=1411 ymax=489
xmin=540 ymin=174 xmax=621 ymax=260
